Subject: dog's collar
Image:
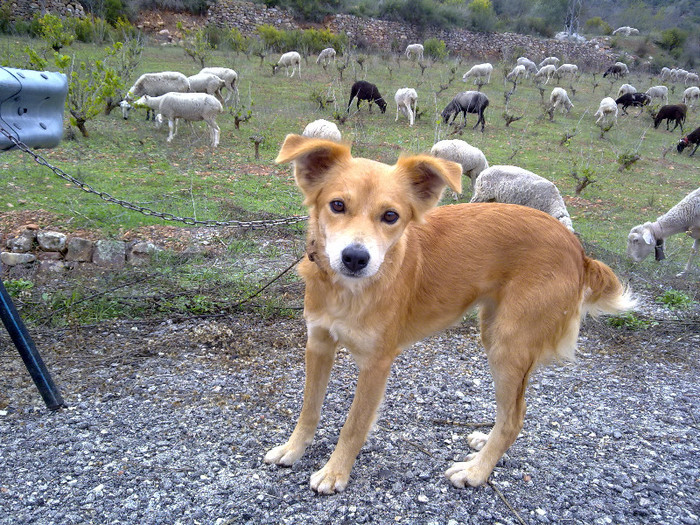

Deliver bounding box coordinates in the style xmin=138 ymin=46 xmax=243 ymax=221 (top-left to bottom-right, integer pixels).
xmin=655 ymin=238 xmax=666 ymax=261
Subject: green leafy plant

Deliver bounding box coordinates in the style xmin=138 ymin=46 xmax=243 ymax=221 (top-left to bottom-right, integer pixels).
xmin=656 ymin=290 xmax=695 ymax=310
xmin=3 ymin=278 xmax=34 ymax=298
xmin=607 ymin=312 xmax=656 ymax=330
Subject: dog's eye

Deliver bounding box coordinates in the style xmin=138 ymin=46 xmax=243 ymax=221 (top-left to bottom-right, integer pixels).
xmin=382 ymin=210 xmax=399 ymax=224
xmin=330 ymin=200 xmax=345 ymax=213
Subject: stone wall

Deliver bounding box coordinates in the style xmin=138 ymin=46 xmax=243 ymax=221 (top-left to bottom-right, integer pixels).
xmin=8 ymin=0 xmax=85 ymax=21
xmin=207 ymin=1 xmax=615 ymax=66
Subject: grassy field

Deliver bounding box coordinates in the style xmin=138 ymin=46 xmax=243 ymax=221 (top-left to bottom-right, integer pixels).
xmin=1 ymin=35 xmax=698 ymax=324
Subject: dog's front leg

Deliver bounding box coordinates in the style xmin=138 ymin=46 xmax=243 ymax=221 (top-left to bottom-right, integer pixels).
xmin=310 ymin=354 xmax=394 ymax=494
xmin=264 ymin=327 xmax=337 ymax=467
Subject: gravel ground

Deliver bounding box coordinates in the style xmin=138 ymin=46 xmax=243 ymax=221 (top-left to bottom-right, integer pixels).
xmin=1 ymin=291 xmax=699 ymax=525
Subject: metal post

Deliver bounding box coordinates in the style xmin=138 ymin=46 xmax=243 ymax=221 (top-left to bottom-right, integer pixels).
xmin=0 ymin=273 xmax=65 ymax=410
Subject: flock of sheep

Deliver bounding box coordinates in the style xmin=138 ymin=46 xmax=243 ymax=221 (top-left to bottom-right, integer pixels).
xmin=119 ymin=44 xmax=699 ymax=276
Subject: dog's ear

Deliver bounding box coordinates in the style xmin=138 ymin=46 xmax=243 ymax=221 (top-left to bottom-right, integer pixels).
xmin=395 ymin=154 xmax=463 ymax=214
xmin=276 ymin=134 xmax=351 ymax=198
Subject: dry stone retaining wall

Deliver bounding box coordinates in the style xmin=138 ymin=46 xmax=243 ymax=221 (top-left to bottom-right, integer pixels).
xmin=8 ymin=0 xmax=85 ymax=20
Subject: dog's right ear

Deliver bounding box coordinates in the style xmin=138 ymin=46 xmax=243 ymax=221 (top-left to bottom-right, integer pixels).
xmin=276 ymin=134 xmax=351 ymax=198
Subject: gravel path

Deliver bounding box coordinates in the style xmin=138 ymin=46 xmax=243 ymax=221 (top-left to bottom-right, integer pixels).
xmin=1 ymin=295 xmax=699 ymax=524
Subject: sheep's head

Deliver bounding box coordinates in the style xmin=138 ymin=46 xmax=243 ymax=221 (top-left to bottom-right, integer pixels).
xmin=626 ymin=222 xmax=657 ymax=262
xmin=119 ymin=100 xmax=132 ymax=120
xmin=132 ymin=95 xmax=150 ymax=108
xmin=677 ymin=137 xmax=690 ymax=153
xmin=377 ymin=97 xmax=387 ymax=113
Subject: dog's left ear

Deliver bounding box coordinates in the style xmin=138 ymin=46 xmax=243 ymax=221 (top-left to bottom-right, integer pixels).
xmin=395 ymin=154 xmax=463 ymax=215
xmin=276 ymin=134 xmax=351 ymax=199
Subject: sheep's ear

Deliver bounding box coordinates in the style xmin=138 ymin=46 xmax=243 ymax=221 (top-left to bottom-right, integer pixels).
xmin=276 ymin=134 xmax=351 ymax=198
xmin=641 ymin=226 xmax=655 ymax=245
xmin=394 ymin=154 xmax=463 ymax=216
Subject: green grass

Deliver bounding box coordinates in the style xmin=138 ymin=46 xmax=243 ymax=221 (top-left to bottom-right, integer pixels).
xmin=2 ymin=35 xmax=699 ymax=294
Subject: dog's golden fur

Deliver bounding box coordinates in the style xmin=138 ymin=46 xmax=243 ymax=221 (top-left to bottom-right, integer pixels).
xmin=265 ymin=134 xmax=634 ymax=494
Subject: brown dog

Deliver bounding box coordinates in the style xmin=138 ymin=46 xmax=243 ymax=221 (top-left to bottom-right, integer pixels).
xmin=265 ymin=134 xmax=634 ymax=494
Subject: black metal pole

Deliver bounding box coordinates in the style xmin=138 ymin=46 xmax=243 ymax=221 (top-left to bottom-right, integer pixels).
xmin=0 ymin=272 xmax=65 ymax=410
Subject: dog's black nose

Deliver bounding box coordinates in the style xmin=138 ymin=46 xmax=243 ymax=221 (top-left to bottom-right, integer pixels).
xmin=342 ymin=245 xmax=370 ymax=273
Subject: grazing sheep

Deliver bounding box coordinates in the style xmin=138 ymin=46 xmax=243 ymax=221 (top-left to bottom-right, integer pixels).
xmin=199 ymin=67 xmax=239 ymax=105
xmin=462 ymin=63 xmax=493 ymax=85
xmin=603 ymin=63 xmax=628 ymax=79
xmin=316 ymin=47 xmax=336 ymax=67
xmin=534 ymin=64 xmax=557 ymax=84
xmin=627 ymin=187 xmax=700 ymax=276
xmin=405 ymin=43 xmax=424 ymax=61
xmin=539 ymin=57 xmax=560 ymax=68
xmin=653 ymin=104 xmax=687 ymax=132
xmin=671 ymin=68 xmax=689 ymax=83
xmin=594 ymin=97 xmax=618 ymax=125
xmin=441 ymin=91 xmax=489 ymax=131
xmin=685 ymin=72 xmax=699 ymax=86
xmin=617 ymin=83 xmax=637 ymax=98
xmin=126 ymin=71 xmax=190 ymax=120
xmin=659 ymin=67 xmax=672 ymax=82
xmin=119 ymin=100 xmax=132 ymax=120
xmin=187 ymin=72 xmax=225 ymax=103
xmin=430 ymin=139 xmax=489 ymax=190
xmin=394 ymin=87 xmax=418 ymax=126
xmin=677 ymin=126 xmax=700 ymax=156
xmin=615 ymin=92 xmax=651 ymax=115
xmin=347 ymin=80 xmax=387 ymax=113
xmin=612 ymin=26 xmax=639 ymax=36
xmin=516 ymin=57 xmax=538 ymax=74
xmin=506 ymin=64 xmax=528 ymax=83
xmin=471 ymin=165 xmax=574 ymax=232
xmin=134 ymin=93 xmax=223 ymax=147
xmin=550 ymin=87 xmax=573 ymax=114
xmin=645 ymin=85 xmax=669 ymax=105
xmin=555 ymin=63 xmax=578 ymax=82
xmin=274 ymin=51 xmax=302 ymax=78
xmin=302 ymin=119 xmax=341 ymax=142
xmin=682 ymin=86 xmax=700 ymax=108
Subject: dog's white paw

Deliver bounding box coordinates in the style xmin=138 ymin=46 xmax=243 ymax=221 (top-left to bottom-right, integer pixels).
xmin=467 ymin=430 xmax=489 ymax=451
xmin=445 ymin=457 xmax=491 ymax=488
xmin=310 ymin=464 xmax=350 ymax=495
xmin=264 ymin=442 xmax=306 ymax=466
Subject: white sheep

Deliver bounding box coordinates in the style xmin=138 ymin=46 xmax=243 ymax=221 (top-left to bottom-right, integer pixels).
xmin=506 ymin=64 xmax=527 ymax=83
xmin=615 ymin=62 xmax=630 ymax=75
xmin=594 ymin=97 xmax=618 ymax=125
xmin=555 ymin=63 xmax=578 ymax=82
xmin=430 ymin=139 xmax=488 ymax=190
xmin=617 ymin=83 xmax=637 ymax=98
xmin=612 ymin=26 xmax=639 ymax=36
xmin=119 ymin=100 xmax=132 ymax=120
xmin=685 ymin=72 xmax=699 ymax=86
xmin=462 ymin=63 xmax=493 ymax=85
xmin=659 ymin=67 xmax=672 ymax=82
xmin=394 ymin=87 xmax=418 ymax=126
xmin=682 ymin=86 xmax=700 ymax=109
xmin=316 ymin=47 xmax=336 ymax=67
xmin=274 ymin=51 xmax=301 ymax=78
xmin=516 ymin=57 xmax=538 ymax=74
xmin=405 ymin=43 xmax=424 ymax=61
xmin=550 ymin=87 xmax=573 ymax=114
xmin=302 ymin=119 xmax=341 ymax=142
xmin=199 ymin=67 xmax=239 ymax=106
xmin=134 ymin=93 xmax=223 ymax=147
xmin=126 ymin=71 xmax=190 ymax=119
xmin=534 ymin=64 xmax=557 ymax=84
xmin=645 ymin=85 xmax=669 ymax=105
xmin=539 ymin=57 xmax=560 ymax=68
xmin=187 ymin=72 xmax=225 ymax=103
xmin=627 ymin=187 xmax=700 ymax=276
xmin=471 ymin=165 xmax=574 ymax=232
xmin=671 ymin=68 xmax=689 ymax=83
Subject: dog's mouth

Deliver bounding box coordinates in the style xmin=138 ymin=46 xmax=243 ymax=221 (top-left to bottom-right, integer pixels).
xmin=339 ymin=244 xmax=371 ymax=278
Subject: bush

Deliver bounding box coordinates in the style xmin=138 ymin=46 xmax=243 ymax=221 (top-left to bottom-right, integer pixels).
xmin=424 ymin=38 xmax=448 ymax=60
xmin=584 ymin=17 xmax=612 ymax=36
xmin=467 ymin=0 xmax=496 ymax=33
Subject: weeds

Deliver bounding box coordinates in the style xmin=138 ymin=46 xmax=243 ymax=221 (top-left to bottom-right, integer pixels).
xmin=656 ymin=289 xmax=696 ymax=310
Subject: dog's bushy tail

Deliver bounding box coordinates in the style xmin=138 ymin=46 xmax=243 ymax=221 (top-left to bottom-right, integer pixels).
xmin=582 ymin=257 xmax=636 ymax=317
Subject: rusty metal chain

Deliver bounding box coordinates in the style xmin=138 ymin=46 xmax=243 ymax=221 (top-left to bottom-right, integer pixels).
xmin=0 ymin=127 xmax=308 ymax=229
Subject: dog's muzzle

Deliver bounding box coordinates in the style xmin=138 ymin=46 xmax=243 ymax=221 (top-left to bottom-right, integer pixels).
xmin=341 ymin=244 xmax=370 ymax=276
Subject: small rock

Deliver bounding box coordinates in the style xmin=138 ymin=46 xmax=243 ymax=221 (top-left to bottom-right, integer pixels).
xmin=37 ymin=231 xmax=67 ymax=252
xmin=1 ymin=252 xmax=36 ymax=265
xmin=65 ymin=237 xmax=94 ymax=262
xmin=92 ymin=240 xmax=126 ymax=269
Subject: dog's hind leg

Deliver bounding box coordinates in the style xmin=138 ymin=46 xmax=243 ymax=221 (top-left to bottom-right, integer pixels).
xmin=264 ymin=327 xmax=337 ymax=467
xmin=310 ymin=354 xmax=395 ymax=494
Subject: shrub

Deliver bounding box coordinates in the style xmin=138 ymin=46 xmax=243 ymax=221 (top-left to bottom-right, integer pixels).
xmin=584 ymin=17 xmax=612 ymax=36
xmin=657 ymin=290 xmax=695 ymax=310
xmin=424 ymin=38 xmax=448 ymax=60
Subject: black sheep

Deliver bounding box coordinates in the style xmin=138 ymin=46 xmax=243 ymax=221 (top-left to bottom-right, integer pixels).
xmin=615 ymin=92 xmax=651 ymax=115
xmin=441 ymin=91 xmax=490 ymax=132
xmin=347 ymin=81 xmax=387 ymax=114
xmin=603 ymin=64 xmax=626 ymax=79
xmin=677 ymin=126 xmax=700 ymax=156
xmin=653 ymin=104 xmax=687 ymax=133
